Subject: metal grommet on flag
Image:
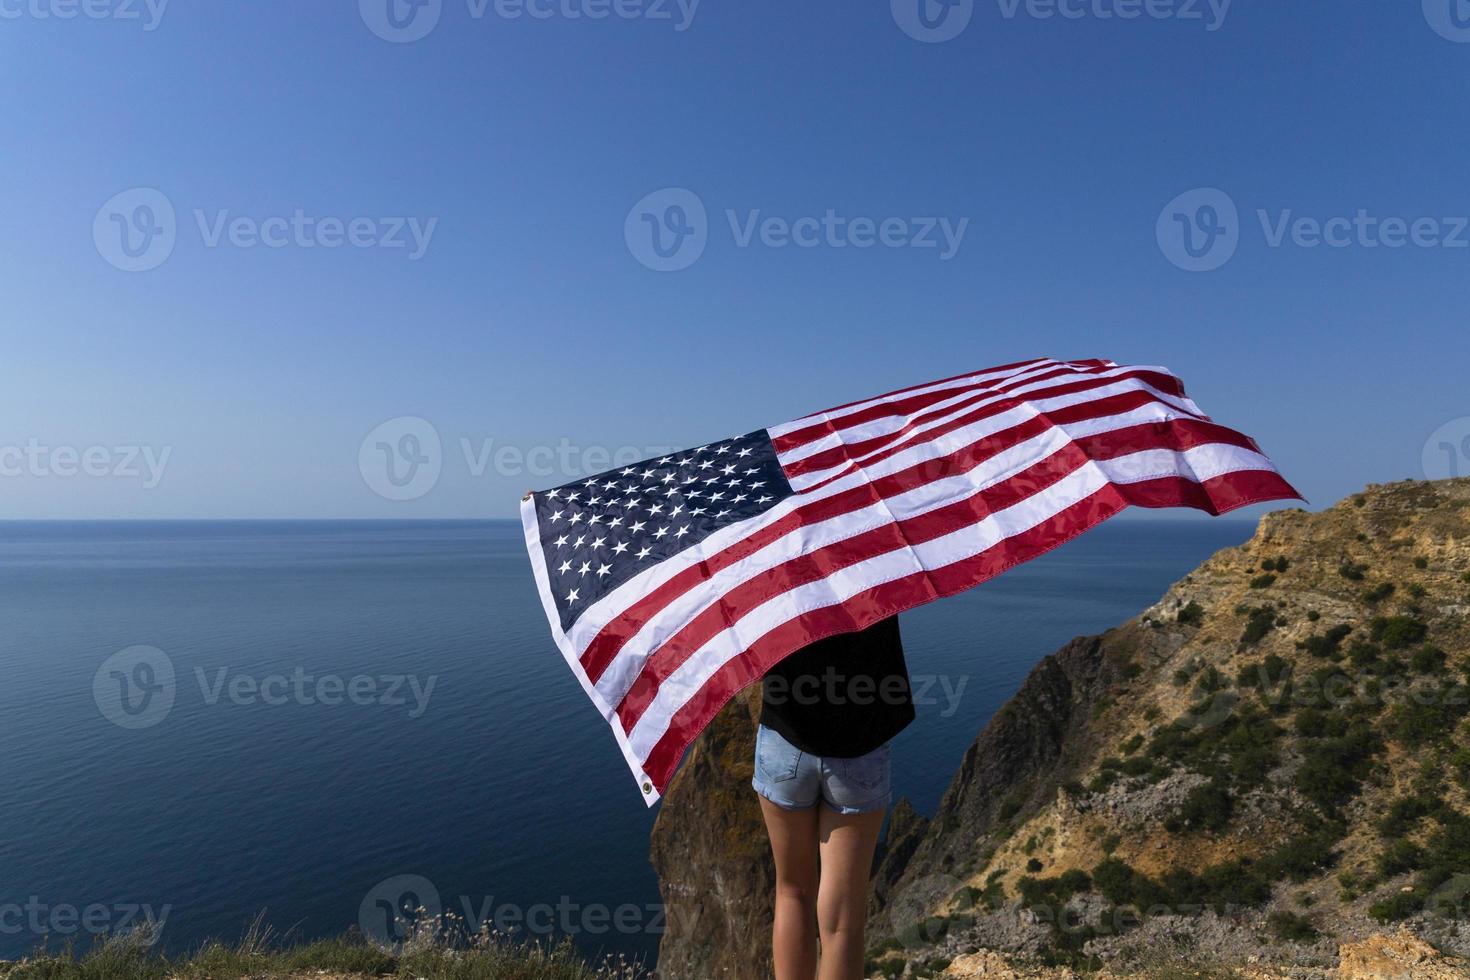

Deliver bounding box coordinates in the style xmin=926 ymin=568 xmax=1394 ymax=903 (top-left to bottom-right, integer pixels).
xmin=642 ymin=781 xmax=652 ymax=794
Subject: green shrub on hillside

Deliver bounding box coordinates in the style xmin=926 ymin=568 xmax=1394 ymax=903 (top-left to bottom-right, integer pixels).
xmin=1165 ymin=780 xmax=1233 ymax=833
xmin=1296 ymin=725 xmax=1381 ymax=813
xmin=1237 ymin=653 xmax=1290 ymax=691
xmin=1267 ymin=910 xmax=1319 ymax=943
xmin=1411 ymin=645 xmax=1448 ymax=674
xmin=1379 ymin=793 xmax=1439 ymax=837
xmin=1361 ymin=582 xmax=1396 ymax=604
xmin=1451 ymin=747 xmax=1470 ymax=790
xmin=1259 ymin=824 xmax=1342 ymax=883
xmin=1385 ymin=681 xmax=1470 ymax=748
xmin=1347 ymin=641 xmax=1383 ymax=672
xmin=1370 ymin=615 xmax=1429 ymax=649
xmin=1297 ymin=624 xmax=1352 ymax=660
xmin=1176 ymin=600 xmax=1205 ymax=626
xmin=1294 ymin=707 xmax=1348 ymax=739
xmin=1194 ymin=666 xmax=1226 ymax=695
xmin=1239 ymin=607 xmax=1278 ymax=649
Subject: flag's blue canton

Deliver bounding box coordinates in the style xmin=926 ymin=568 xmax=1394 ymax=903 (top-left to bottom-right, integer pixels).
xmin=534 ymin=428 xmax=794 ymax=632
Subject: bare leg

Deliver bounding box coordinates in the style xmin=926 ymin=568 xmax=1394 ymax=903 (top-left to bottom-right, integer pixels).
xmin=759 ymin=796 xmax=820 ymax=980
xmin=815 ymin=804 xmax=885 ymax=980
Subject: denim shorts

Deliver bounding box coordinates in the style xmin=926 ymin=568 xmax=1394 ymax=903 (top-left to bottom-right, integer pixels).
xmin=751 ymin=724 xmax=891 ymax=815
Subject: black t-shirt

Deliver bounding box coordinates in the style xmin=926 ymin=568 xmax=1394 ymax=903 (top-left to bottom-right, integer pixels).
xmin=759 ymin=615 xmax=914 ymax=758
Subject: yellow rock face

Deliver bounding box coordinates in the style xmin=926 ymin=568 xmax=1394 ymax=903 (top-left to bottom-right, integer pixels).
xmin=1335 ymin=928 xmax=1470 ymax=980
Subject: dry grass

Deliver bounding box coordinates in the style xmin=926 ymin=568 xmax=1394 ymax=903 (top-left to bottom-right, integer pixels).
xmin=0 ymin=913 xmax=645 ymax=980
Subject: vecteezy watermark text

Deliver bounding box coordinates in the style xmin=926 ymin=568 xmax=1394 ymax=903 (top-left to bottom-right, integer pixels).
xmin=0 ymin=439 xmax=170 ymax=488
xmin=196 ymin=667 xmax=437 ymax=718
xmin=1157 ymin=187 xmax=1470 ymax=271
xmin=93 ymin=645 xmax=438 ymax=730
xmin=358 ymin=416 xmax=680 ymax=501
xmin=0 ymin=898 xmax=170 ymax=943
xmin=625 ymin=187 xmax=969 ymax=272
xmin=763 ymin=671 xmax=969 ymax=717
xmin=93 ymin=188 xmax=437 ymax=272
xmin=359 ymin=875 xmax=665 ymax=947
xmin=891 ymin=0 xmax=1230 ymax=44
xmin=359 ymin=0 xmax=699 ymax=43
xmin=0 ymin=0 xmax=167 ymax=29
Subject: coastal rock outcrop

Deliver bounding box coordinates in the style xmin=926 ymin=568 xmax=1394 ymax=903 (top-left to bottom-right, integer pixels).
xmin=654 ymin=479 xmax=1470 ymax=978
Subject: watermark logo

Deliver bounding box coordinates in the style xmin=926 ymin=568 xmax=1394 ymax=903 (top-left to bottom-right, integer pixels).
xmin=460 ymin=436 xmax=678 ymax=479
xmin=1160 ymin=188 xmax=1470 ymax=272
xmin=0 ymin=0 xmax=168 ymax=30
xmin=0 ymin=899 xmax=170 ymax=943
xmin=1423 ymin=417 xmax=1470 ymax=480
xmin=1156 ymin=187 xmax=1239 ymax=272
xmin=471 ymin=0 xmax=699 ymax=28
xmin=94 ymin=188 xmax=176 ymax=273
xmin=0 ymin=439 xmax=171 ymax=487
xmin=1173 ymin=689 xmax=1238 ymax=732
xmin=93 ymin=645 xmax=176 ymax=730
xmin=359 ymin=419 xmax=684 ymax=497
xmin=1258 ymin=210 xmax=1470 ymax=251
xmin=195 ymin=667 xmax=437 ymax=717
xmin=96 ymin=647 xmax=439 ymax=729
xmin=1427 ymin=873 xmax=1470 ymax=918
xmin=360 ymin=417 xmax=443 ymax=501
xmin=361 ymin=0 xmax=698 ymax=41
xmin=94 ymin=189 xmax=438 ymax=272
xmin=892 ymin=0 xmax=974 ymax=43
xmin=360 ymin=874 xmax=443 ymax=945
xmin=625 ymin=187 xmax=708 ymax=272
xmin=358 ymin=876 xmax=666 ymax=947
xmin=764 ymin=671 xmax=969 ymax=718
xmin=1424 ymin=0 xmax=1470 ymax=42
xmin=626 ymin=187 xmax=970 ymax=271
xmin=887 ymin=873 xmax=961 ymax=948
xmin=996 ymin=0 xmax=1230 ymax=30
xmin=360 ymin=0 xmax=443 ymax=41
xmin=894 ymin=0 xmax=1230 ymax=42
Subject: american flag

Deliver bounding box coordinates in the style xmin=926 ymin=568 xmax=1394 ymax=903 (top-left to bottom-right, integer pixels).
xmin=520 ymin=357 xmax=1301 ymax=804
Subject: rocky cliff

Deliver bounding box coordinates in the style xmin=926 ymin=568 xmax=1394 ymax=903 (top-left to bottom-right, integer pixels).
xmin=651 ymin=479 xmax=1470 ymax=979
xmin=648 ymin=690 xmax=773 ymax=979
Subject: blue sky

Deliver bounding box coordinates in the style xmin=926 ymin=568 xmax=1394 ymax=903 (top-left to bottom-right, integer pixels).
xmin=4 ymin=0 xmax=1468 ymax=519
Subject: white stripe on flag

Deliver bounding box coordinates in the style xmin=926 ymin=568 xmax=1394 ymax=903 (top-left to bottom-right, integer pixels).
xmin=765 ymin=358 xmax=1059 ymax=441
xmin=590 ymin=398 xmax=1202 ymax=709
xmin=567 ymin=380 xmax=1199 ymax=660
xmin=626 ymin=442 xmax=1274 ymax=759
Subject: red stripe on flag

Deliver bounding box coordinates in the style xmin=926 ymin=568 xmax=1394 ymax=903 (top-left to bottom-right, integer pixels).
xmin=780 ymin=367 xmax=1195 ymax=478
xmin=579 ymin=409 xmax=1060 ymax=683
xmin=637 ymin=467 xmax=1301 ymax=793
xmin=771 ymin=361 xmax=1137 ymax=457
xmin=779 ymin=357 xmax=1056 ymax=428
xmin=612 ymin=422 xmax=1278 ymax=733
xmin=579 ymin=404 xmax=1242 ymax=686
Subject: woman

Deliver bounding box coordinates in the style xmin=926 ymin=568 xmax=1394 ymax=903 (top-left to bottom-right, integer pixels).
xmin=752 ymin=615 xmax=915 ymax=980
